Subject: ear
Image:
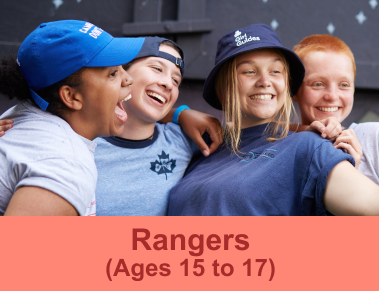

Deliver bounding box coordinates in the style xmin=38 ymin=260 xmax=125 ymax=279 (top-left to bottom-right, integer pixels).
xmin=292 ymin=94 xmax=299 ymax=102
xmin=59 ymin=85 xmax=83 ymax=111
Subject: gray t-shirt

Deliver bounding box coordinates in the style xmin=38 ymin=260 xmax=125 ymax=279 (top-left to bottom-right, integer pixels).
xmin=0 ymin=100 xmax=97 ymax=215
xmin=94 ymin=123 xmax=199 ymax=216
xmin=349 ymin=122 xmax=379 ymax=184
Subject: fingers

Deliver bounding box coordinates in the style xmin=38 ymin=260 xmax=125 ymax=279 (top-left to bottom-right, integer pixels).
xmin=308 ymin=121 xmax=325 ymax=135
xmin=334 ymin=142 xmax=361 ymax=169
xmin=191 ymin=134 xmax=211 ymax=157
xmin=322 ymin=121 xmax=342 ymax=140
xmin=333 ymin=129 xmax=362 ymax=156
xmin=0 ymin=119 xmax=13 ymax=136
xmin=205 ymin=121 xmax=224 ymax=156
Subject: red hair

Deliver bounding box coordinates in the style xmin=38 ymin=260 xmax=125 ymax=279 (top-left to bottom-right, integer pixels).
xmin=293 ymin=34 xmax=356 ymax=80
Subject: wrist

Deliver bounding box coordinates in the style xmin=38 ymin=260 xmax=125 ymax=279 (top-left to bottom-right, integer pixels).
xmin=172 ymin=105 xmax=190 ymax=125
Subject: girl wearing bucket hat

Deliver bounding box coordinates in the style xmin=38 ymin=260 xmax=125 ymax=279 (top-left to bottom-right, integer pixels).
xmin=168 ymin=24 xmax=378 ymax=216
xmin=0 ymin=20 xmax=144 ymax=216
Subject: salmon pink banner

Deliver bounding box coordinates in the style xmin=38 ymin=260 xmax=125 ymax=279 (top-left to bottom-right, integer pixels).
xmin=0 ymin=217 xmax=378 ymax=290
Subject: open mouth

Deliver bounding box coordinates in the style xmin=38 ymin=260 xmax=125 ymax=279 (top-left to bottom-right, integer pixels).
xmin=147 ymin=91 xmax=167 ymax=104
xmin=249 ymin=94 xmax=274 ymax=101
xmin=115 ymin=97 xmax=129 ymax=122
xmin=316 ymin=107 xmax=339 ymax=112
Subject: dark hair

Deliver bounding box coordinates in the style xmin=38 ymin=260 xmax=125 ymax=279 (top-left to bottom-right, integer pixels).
xmin=0 ymin=54 xmax=84 ymax=117
xmin=122 ymin=39 xmax=183 ymax=71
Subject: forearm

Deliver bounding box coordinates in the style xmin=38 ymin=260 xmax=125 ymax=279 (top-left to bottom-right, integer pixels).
xmin=323 ymin=161 xmax=379 ymax=216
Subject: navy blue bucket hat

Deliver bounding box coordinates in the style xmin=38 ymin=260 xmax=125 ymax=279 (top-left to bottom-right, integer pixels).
xmin=203 ymin=24 xmax=305 ymax=110
xmin=132 ymin=36 xmax=185 ymax=76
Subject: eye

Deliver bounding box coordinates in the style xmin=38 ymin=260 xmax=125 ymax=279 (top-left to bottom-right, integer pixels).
xmin=313 ymin=82 xmax=323 ymax=87
xmin=243 ymin=70 xmax=255 ymax=74
xmin=272 ymin=70 xmax=281 ymax=74
xmin=152 ymin=66 xmax=162 ymax=72
xmin=172 ymin=78 xmax=179 ymax=85
xmin=109 ymin=70 xmax=118 ymax=77
xmin=341 ymin=83 xmax=349 ymax=88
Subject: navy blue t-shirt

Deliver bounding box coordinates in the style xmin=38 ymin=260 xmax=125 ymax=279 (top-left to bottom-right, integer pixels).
xmin=168 ymin=123 xmax=354 ymax=216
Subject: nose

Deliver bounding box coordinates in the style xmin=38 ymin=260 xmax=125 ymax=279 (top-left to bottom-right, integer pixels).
xmin=323 ymin=85 xmax=339 ymax=101
xmin=158 ymin=74 xmax=173 ymax=91
xmin=255 ymin=72 xmax=271 ymax=88
xmin=121 ymin=68 xmax=133 ymax=87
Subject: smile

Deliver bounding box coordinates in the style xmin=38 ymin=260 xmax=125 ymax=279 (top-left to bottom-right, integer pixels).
xmin=317 ymin=107 xmax=339 ymax=112
xmin=249 ymin=94 xmax=273 ymax=101
xmin=147 ymin=91 xmax=167 ymax=104
xmin=122 ymin=94 xmax=132 ymax=102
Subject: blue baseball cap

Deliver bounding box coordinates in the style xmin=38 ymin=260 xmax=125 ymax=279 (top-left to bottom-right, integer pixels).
xmin=132 ymin=36 xmax=185 ymax=76
xmin=17 ymin=20 xmax=145 ymax=111
xmin=203 ymin=24 xmax=305 ymax=110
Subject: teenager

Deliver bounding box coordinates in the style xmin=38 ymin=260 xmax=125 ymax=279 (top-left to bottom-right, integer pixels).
xmin=293 ymin=34 xmax=378 ymax=183
xmin=94 ymin=37 xmax=222 ymax=215
xmin=168 ymin=24 xmax=379 ymax=216
xmin=0 ymin=20 xmax=144 ymax=216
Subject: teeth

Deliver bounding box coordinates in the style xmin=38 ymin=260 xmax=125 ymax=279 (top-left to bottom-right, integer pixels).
xmin=122 ymin=94 xmax=132 ymax=102
xmin=147 ymin=92 xmax=166 ymax=104
xmin=249 ymin=94 xmax=272 ymax=101
xmin=317 ymin=107 xmax=339 ymax=112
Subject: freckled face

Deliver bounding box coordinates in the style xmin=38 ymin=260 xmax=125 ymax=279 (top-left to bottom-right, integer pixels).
xmin=294 ymin=51 xmax=355 ymax=125
xmin=235 ymin=49 xmax=287 ymax=128
xmin=123 ymin=45 xmax=182 ymax=124
xmin=77 ymin=66 xmax=133 ymax=139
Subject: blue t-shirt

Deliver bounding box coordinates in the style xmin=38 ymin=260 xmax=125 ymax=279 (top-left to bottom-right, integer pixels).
xmin=168 ymin=123 xmax=354 ymax=216
xmin=94 ymin=123 xmax=198 ymax=216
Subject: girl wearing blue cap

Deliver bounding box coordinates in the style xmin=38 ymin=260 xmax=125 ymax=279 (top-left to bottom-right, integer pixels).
xmin=168 ymin=24 xmax=378 ymax=216
xmin=0 ymin=33 xmax=223 ymax=216
xmin=0 ymin=20 xmax=145 ymax=216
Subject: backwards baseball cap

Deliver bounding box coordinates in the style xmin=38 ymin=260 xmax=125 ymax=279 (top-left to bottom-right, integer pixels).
xmin=132 ymin=36 xmax=185 ymax=76
xmin=203 ymin=24 xmax=305 ymax=110
xmin=17 ymin=20 xmax=145 ymax=111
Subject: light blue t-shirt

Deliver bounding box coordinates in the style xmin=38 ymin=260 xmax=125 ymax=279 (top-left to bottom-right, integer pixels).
xmin=94 ymin=123 xmax=199 ymax=216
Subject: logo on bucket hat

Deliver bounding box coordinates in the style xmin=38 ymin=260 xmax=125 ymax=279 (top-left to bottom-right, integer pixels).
xmin=203 ymin=24 xmax=305 ymax=110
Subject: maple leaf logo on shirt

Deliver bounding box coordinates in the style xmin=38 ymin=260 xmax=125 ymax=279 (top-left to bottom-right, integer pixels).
xmin=150 ymin=151 xmax=176 ymax=180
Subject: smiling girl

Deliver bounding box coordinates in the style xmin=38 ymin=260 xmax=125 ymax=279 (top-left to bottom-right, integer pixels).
xmin=293 ymin=34 xmax=378 ymax=184
xmin=0 ymin=20 xmax=144 ymax=216
xmin=168 ymin=24 xmax=378 ymax=216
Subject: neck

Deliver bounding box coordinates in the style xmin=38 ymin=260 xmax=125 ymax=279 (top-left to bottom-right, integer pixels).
xmin=240 ymin=117 xmax=274 ymax=129
xmin=61 ymin=111 xmax=97 ymax=141
xmin=117 ymin=117 xmax=156 ymax=140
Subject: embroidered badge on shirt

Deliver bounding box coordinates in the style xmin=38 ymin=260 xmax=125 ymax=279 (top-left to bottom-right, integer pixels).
xmin=240 ymin=148 xmax=277 ymax=162
xmin=150 ymin=151 xmax=176 ymax=180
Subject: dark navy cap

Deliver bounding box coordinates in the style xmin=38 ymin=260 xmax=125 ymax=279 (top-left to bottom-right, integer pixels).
xmin=203 ymin=24 xmax=305 ymax=110
xmin=132 ymin=36 xmax=185 ymax=76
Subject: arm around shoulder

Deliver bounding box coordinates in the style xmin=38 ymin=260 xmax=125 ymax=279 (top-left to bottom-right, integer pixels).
xmin=323 ymin=161 xmax=379 ymax=216
xmin=4 ymin=186 xmax=79 ymax=216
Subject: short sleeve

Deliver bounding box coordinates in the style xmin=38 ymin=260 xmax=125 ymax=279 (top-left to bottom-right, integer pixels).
xmin=301 ymin=141 xmax=355 ymax=215
xmin=15 ymin=159 xmax=97 ymax=216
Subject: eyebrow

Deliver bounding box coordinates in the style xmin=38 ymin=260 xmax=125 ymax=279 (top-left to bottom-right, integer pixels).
xmin=154 ymin=59 xmax=182 ymax=79
xmin=236 ymin=58 xmax=282 ymax=67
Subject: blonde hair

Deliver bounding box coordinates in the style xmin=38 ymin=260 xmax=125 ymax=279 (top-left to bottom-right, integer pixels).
xmin=293 ymin=34 xmax=356 ymax=81
xmin=215 ymin=49 xmax=296 ymax=154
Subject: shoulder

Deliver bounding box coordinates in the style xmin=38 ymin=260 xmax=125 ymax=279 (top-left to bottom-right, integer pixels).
xmin=349 ymin=122 xmax=379 ymax=137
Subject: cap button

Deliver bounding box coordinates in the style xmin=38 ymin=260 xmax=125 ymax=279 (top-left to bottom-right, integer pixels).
xmin=40 ymin=23 xmax=47 ymax=28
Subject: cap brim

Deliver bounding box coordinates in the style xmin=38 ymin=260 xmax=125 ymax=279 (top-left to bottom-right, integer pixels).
xmin=203 ymin=44 xmax=305 ymax=110
xmin=86 ymin=37 xmax=145 ymax=67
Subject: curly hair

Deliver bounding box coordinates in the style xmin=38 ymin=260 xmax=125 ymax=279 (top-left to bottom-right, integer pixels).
xmin=0 ymin=54 xmax=84 ymax=117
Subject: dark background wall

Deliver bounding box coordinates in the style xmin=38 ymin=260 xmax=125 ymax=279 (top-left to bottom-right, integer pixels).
xmin=0 ymin=0 xmax=378 ymax=127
